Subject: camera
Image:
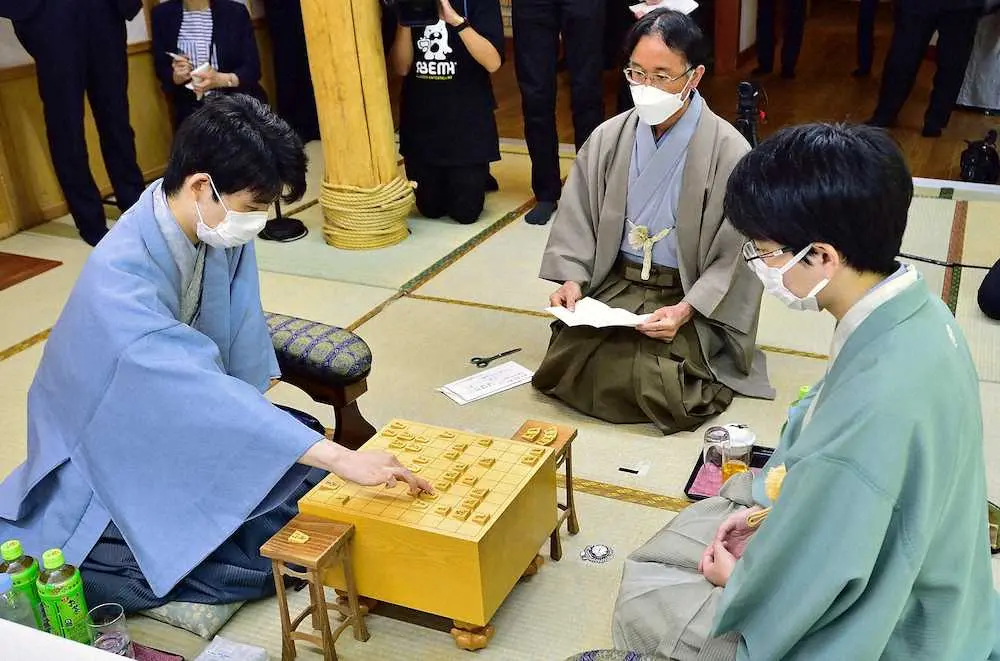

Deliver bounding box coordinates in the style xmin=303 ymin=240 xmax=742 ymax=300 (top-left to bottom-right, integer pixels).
xmin=383 ymin=0 xmax=440 ymax=27
xmin=734 ymin=81 xmax=764 ymax=148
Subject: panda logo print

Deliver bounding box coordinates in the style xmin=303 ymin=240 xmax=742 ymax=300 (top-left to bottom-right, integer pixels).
xmin=416 ymin=20 xmax=457 ymax=79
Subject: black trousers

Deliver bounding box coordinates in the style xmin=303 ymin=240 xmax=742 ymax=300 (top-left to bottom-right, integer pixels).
xmin=407 ymin=160 xmax=489 ymax=225
xmin=980 ymin=259 xmax=1000 ymax=320
xmin=513 ymin=0 xmax=606 ymax=203
xmin=264 ymin=0 xmax=321 ymax=143
xmin=13 ymin=0 xmax=144 ymax=245
xmin=756 ymin=0 xmax=807 ymax=73
xmin=857 ymin=0 xmax=879 ymax=72
xmin=872 ymin=7 xmax=981 ymax=130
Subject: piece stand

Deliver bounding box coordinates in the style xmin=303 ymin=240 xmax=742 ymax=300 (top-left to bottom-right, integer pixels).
xmin=261 ymin=515 xmax=370 ymax=661
xmin=511 ymin=420 xmax=581 ymax=561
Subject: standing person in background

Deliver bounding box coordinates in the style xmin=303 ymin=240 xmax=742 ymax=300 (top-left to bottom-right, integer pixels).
xmin=264 ymin=0 xmax=321 ymax=143
xmin=753 ymin=0 xmax=807 ymax=79
xmin=0 ymin=0 xmax=146 ymax=247
xmin=390 ymin=0 xmax=504 ymax=225
xmin=513 ymin=0 xmax=606 ymax=226
xmin=866 ymin=0 xmax=983 ymax=138
xmin=151 ymin=0 xmax=267 ymax=130
xmin=854 ymin=0 xmax=879 ymax=76
xmin=980 ymin=259 xmax=1000 ymax=320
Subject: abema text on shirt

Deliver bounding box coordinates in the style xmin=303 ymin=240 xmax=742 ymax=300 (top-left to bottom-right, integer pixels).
xmin=415 ymin=61 xmax=457 ymax=76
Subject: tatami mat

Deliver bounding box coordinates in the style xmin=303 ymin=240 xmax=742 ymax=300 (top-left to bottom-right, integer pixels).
xmin=254 ymin=150 xmax=547 ymax=289
xmin=269 ymin=296 xmax=826 ymax=499
xmin=128 ymin=492 xmax=674 ymax=661
xmin=955 ymin=269 xmax=1000 ymax=384
xmin=259 ymin=273 xmax=395 ymax=330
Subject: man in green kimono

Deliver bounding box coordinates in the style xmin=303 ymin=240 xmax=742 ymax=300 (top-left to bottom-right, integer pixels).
xmin=533 ymin=10 xmax=774 ymax=435
xmin=612 ymin=123 xmax=1000 ymax=659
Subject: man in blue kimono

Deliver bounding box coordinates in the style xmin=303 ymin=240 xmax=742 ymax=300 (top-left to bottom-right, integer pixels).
xmin=0 ymin=95 xmax=430 ymax=612
xmin=613 ymin=124 xmax=1000 ymax=659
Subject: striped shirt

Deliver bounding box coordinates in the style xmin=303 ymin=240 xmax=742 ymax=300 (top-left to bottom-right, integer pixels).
xmin=177 ymin=9 xmax=217 ymax=71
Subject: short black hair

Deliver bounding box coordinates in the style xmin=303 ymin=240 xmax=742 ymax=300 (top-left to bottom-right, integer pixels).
xmin=724 ymin=123 xmax=912 ymax=276
xmin=163 ymin=94 xmax=307 ymax=205
xmin=624 ymin=9 xmax=708 ymax=68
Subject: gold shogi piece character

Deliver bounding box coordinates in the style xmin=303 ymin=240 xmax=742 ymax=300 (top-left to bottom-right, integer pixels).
xmin=471 ymin=512 xmax=491 ymax=525
xmin=461 ymin=498 xmax=481 ymax=510
xmin=451 ymin=442 xmax=469 ymax=452
xmin=390 ymin=421 xmax=408 ymax=430
xmin=383 ymin=429 xmax=398 ymax=438
xmin=521 ymin=455 xmax=539 ymax=466
xmin=439 ymin=431 xmax=457 ymax=439
xmin=452 ymin=462 xmax=470 ymax=473
xmin=476 ymin=438 xmax=493 ymax=447
xmin=460 ymin=475 xmax=478 ymax=487
xmin=469 ymin=488 xmax=490 ymax=500
xmin=442 ymin=471 xmax=460 ymax=482
xmin=434 ymin=505 xmax=452 ymax=516
xmin=412 ymin=500 xmax=430 ymax=510
xmin=419 ymin=492 xmax=440 ymax=502
xmin=536 ymin=428 xmax=558 ymax=446
xmin=443 ymin=450 xmax=461 ymax=460
xmin=389 ymin=439 xmax=407 ymax=450
xmin=399 ymin=431 xmax=415 ymax=441
xmin=478 ymin=457 xmax=496 ymax=468
xmin=434 ymin=480 xmax=452 ymax=492
xmin=452 ymin=508 xmax=471 ymax=521
xmin=405 ymin=443 xmax=422 ymax=452
xmin=520 ymin=427 xmax=541 ymax=442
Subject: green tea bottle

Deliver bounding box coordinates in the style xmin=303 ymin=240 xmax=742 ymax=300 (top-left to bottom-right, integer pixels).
xmin=37 ymin=549 xmax=90 ymax=643
xmin=0 ymin=540 xmax=44 ymax=630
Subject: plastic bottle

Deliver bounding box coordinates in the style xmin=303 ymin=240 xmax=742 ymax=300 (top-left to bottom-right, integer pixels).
xmin=0 ymin=539 xmax=44 ymax=630
xmin=37 ymin=549 xmax=90 ymax=643
xmin=0 ymin=572 xmax=38 ymax=629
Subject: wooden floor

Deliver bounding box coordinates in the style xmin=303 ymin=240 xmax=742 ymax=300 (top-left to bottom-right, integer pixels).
xmin=391 ymin=0 xmax=996 ymax=181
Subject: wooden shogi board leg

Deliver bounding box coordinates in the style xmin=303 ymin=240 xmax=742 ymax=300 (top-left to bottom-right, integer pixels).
xmin=271 ymin=560 xmax=297 ymax=661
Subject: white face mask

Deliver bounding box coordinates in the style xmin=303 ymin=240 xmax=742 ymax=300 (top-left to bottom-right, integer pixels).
xmin=750 ymin=244 xmax=830 ymax=312
xmin=630 ymin=78 xmax=692 ymax=126
xmin=194 ymin=177 xmax=268 ymax=249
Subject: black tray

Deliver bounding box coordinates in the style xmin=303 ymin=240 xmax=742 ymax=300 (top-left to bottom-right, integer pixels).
xmin=684 ymin=445 xmax=775 ymax=501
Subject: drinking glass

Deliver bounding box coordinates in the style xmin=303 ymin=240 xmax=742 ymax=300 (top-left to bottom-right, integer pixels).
xmin=88 ymin=603 xmax=135 ymax=658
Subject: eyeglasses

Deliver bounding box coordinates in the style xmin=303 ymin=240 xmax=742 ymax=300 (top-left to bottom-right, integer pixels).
xmin=623 ymin=66 xmax=693 ymax=90
xmin=742 ymin=241 xmax=793 ymax=263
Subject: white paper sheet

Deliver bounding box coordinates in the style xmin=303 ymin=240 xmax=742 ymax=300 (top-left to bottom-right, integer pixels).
xmin=629 ymin=0 xmax=699 ymax=17
xmin=546 ymin=297 xmax=651 ymax=329
xmin=438 ymin=361 xmax=534 ymax=405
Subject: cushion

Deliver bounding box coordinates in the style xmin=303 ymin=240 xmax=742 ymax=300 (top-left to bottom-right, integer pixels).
xmin=141 ymin=601 xmax=245 ymax=640
xmin=265 ymin=312 xmax=372 ymax=385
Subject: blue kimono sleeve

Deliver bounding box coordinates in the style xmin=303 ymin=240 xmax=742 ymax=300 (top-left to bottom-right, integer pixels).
xmin=712 ymin=455 xmax=909 ymax=660
xmin=69 ymin=322 xmax=323 ymax=598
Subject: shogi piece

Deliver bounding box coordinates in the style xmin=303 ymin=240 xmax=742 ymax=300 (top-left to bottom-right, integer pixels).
xmin=299 ymin=420 xmax=557 ymax=631
xmin=260 ymin=515 xmax=369 ymax=661
xmin=511 ymin=420 xmax=580 ymax=562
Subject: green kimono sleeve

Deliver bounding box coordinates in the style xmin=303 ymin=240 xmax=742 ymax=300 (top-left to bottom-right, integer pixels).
xmin=712 ymin=455 xmax=912 ymax=660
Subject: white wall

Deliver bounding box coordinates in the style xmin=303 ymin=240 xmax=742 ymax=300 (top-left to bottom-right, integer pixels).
xmin=0 ymin=0 xmax=264 ymax=69
xmin=739 ymin=0 xmax=758 ymax=54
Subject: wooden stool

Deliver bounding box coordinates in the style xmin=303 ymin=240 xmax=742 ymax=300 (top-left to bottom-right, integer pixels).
xmin=511 ymin=420 xmax=581 ymax=561
xmin=260 ymin=515 xmax=370 ymax=661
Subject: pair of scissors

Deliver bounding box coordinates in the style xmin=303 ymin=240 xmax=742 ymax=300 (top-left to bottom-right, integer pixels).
xmin=470 ymin=348 xmax=521 ymax=368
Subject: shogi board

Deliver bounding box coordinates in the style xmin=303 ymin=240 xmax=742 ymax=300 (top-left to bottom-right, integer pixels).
xmin=299 ymin=419 xmax=558 ymax=626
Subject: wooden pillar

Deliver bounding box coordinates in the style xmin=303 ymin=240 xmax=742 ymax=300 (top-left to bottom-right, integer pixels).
xmin=300 ymin=0 xmax=413 ymax=250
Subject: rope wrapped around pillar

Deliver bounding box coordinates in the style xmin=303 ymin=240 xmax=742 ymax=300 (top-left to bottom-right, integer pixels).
xmin=320 ymin=176 xmax=414 ymax=250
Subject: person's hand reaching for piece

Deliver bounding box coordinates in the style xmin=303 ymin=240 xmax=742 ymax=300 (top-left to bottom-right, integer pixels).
xmin=636 ymin=302 xmax=694 ymax=341
xmin=331 ymin=448 xmax=433 ymax=495
xmin=701 ymin=540 xmax=737 ymax=587
xmin=550 ymin=281 xmax=583 ymax=311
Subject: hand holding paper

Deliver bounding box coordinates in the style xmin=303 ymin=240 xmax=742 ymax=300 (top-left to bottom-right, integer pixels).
xmin=630 ymin=0 xmax=699 ymax=18
xmin=546 ymin=297 xmax=651 ymax=328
